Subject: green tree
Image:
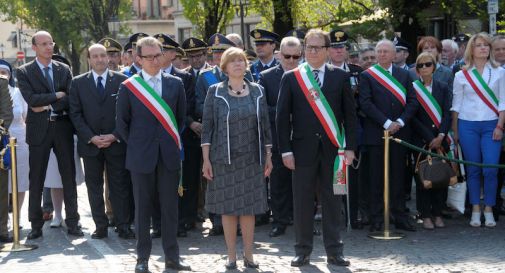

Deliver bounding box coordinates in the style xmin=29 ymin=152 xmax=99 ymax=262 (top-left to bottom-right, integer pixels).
xmin=0 ymin=0 xmax=131 ymax=75
xmin=180 ymin=0 xmax=235 ymax=40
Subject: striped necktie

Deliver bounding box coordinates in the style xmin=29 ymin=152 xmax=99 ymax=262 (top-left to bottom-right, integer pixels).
xmin=313 ymin=69 xmax=321 ymax=87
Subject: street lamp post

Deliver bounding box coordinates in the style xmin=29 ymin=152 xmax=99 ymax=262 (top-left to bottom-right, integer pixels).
xmin=0 ymin=44 xmax=4 ymax=59
xmin=233 ymin=0 xmax=249 ymax=49
xmin=107 ymin=16 xmax=120 ymax=39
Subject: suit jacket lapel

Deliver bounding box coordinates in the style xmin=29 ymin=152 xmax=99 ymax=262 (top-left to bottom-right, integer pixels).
xmin=105 ymin=70 xmax=115 ymax=98
xmin=52 ymin=61 xmax=61 ymax=92
xmin=86 ymin=71 xmax=102 ymax=101
xmin=31 ymin=61 xmax=51 ymax=92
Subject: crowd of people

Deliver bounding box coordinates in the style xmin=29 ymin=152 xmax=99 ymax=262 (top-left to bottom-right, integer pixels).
xmin=0 ymin=27 xmax=504 ymax=273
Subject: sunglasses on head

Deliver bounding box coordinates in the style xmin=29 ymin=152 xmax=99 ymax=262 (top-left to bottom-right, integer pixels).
xmin=282 ymin=54 xmax=301 ymax=60
xmin=416 ymin=61 xmax=434 ymax=69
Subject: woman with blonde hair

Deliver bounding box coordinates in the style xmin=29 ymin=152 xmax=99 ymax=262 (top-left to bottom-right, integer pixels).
xmin=201 ymin=47 xmax=272 ymax=269
xmin=452 ymin=32 xmax=505 ymax=227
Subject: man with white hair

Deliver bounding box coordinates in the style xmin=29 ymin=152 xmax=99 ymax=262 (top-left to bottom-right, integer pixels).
xmin=359 ymin=39 xmax=418 ymax=233
xmin=441 ymin=39 xmax=458 ymax=68
xmin=226 ymin=33 xmax=245 ymax=49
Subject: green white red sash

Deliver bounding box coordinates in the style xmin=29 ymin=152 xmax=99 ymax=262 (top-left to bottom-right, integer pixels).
xmin=462 ymin=68 xmax=499 ymax=115
xmin=293 ymin=63 xmax=347 ymax=195
xmin=123 ymin=74 xmax=185 ymax=196
xmin=367 ymin=64 xmax=406 ymax=106
xmin=413 ymin=80 xmax=442 ymax=128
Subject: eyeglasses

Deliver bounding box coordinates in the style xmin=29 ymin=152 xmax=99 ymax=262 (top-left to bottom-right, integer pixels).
xmin=282 ymin=54 xmax=301 ymax=60
xmin=305 ymin=45 xmax=327 ymax=53
xmin=140 ymin=54 xmax=163 ymax=61
xmin=36 ymin=42 xmax=55 ymax=47
xmin=416 ymin=61 xmax=434 ymax=69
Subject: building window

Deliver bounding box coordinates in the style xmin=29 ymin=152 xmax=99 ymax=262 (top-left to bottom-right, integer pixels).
xmin=178 ymin=28 xmax=192 ymax=43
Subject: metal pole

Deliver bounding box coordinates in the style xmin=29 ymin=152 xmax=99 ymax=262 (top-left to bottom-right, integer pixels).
xmin=368 ymin=131 xmax=404 ymax=240
xmin=1 ymin=137 xmax=38 ymax=252
xmin=240 ymin=0 xmax=246 ymax=49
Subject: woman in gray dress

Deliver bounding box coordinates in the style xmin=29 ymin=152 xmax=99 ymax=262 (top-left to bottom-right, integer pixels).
xmin=201 ymin=47 xmax=273 ymax=270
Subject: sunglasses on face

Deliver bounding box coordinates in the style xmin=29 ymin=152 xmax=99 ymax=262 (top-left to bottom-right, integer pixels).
xmin=282 ymin=54 xmax=301 ymax=60
xmin=416 ymin=61 xmax=434 ymax=69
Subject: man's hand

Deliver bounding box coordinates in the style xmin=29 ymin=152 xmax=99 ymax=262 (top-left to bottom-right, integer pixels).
xmin=189 ymin=121 xmax=202 ymax=137
xmin=31 ymin=106 xmax=47 ymax=113
xmin=429 ymin=135 xmax=444 ymax=150
xmin=387 ymin=121 xmax=401 ymax=134
xmin=55 ymin=92 xmax=66 ymax=99
xmin=90 ymin=135 xmax=107 ymax=148
xmin=344 ymin=150 xmax=355 ymax=165
xmin=282 ymin=154 xmax=295 ymax=170
xmin=99 ymin=134 xmax=117 ymax=148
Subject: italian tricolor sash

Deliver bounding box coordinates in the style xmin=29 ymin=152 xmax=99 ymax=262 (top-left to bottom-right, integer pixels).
xmin=124 ymin=74 xmax=185 ymax=196
xmin=293 ymin=63 xmax=347 ymax=195
xmin=463 ymin=68 xmax=499 ymax=115
xmin=367 ymin=64 xmax=406 ymax=106
xmin=413 ymin=80 xmax=442 ymax=128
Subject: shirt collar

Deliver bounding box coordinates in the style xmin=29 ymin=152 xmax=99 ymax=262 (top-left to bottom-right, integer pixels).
xmin=163 ymin=65 xmax=173 ymax=74
xmin=307 ymin=63 xmax=326 ymax=73
xmin=142 ymin=70 xmax=162 ymax=83
xmin=36 ymin=58 xmax=53 ymax=70
xmin=92 ymin=69 xmax=108 ymax=82
xmin=260 ymin=58 xmax=275 ymax=67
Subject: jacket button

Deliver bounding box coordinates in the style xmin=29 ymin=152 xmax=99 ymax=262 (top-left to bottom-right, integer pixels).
xmin=315 ymin=133 xmax=321 ymax=138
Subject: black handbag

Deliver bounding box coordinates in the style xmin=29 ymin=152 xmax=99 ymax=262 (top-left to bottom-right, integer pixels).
xmin=415 ymin=147 xmax=457 ymax=190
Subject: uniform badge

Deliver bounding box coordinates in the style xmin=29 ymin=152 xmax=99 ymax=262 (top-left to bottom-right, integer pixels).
xmin=335 ymin=31 xmax=344 ymax=42
xmin=104 ymin=39 xmax=110 ymax=48
xmin=158 ymin=36 xmax=165 ymax=43
xmin=189 ymin=39 xmax=195 ymax=48
xmin=214 ymin=35 xmax=220 ymax=45
xmin=292 ymin=31 xmax=297 ymax=37
xmin=254 ymin=31 xmax=261 ymax=39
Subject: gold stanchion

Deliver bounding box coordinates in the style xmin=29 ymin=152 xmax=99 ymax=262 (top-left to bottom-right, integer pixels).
xmin=368 ymin=131 xmax=404 ymax=240
xmin=1 ymin=137 xmax=38 ymax=252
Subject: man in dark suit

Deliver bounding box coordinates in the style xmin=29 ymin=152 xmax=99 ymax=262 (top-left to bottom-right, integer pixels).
xmin=152 ymin=33 xmax=195 ymax=238
xmin=116 ymin=36 xmax=190 ymax=273
xmin=359 ymin=40 xmax=418 ymax=232
xmin=17 ymin=31 xmax=83 ymax=239
xmin=69 ymin=44 xmax=134 ymax=240
xmin=258 ymin=36 xmax=302 ymax=237
xmin=277 ymin=29 xmax=358 ymax=267
xmin=0 ymin=74 xmax=13 ymax=244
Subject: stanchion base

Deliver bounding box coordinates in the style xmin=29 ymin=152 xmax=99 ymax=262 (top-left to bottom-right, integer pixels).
xmin=367 ymin=231 xmax=404 ymax=240
xmin=0 ymin=243 xmax=38 ymax=252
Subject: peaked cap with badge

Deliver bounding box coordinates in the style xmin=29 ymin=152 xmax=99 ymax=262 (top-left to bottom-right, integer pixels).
xmin=285 ymin=29 xmax=306 ymax=40
xmin=153 ymin=33 xmax=179 ymax=50
xmin=129 ymin=32 xmax=149 ymax=46
xmin=329 ymin=29 xmax=349 ymax=48
xmin=181 ymin=37 xmax=208 ymax=53
xmin=250 ymin=29 xmax=279 ymax=44
xmin=98 ymin=37 xmax=123 ymax=52
xmin=208 ymin=33 xmax=236 ymax=52
xmin=392 ymin=36 xmax=412 ymax=51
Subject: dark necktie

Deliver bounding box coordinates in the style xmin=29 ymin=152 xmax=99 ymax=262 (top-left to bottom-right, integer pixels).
xmin=97 ymin=76 xmax=105 ymax=96
xmin=313 ymin=69 xmax=321 ymax=87
xmin=43 ymin=67 xmax=55 ymax=93
xmin=130 ymin=65 xmax=137 ymax=75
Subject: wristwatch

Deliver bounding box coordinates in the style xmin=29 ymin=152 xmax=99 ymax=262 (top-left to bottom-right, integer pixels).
xmin=438 ymin=133 xmax=445 ymax=137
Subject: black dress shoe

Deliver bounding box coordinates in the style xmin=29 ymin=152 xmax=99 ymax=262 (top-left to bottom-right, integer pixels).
xmin=91 ymin=229 xmax=108 ymax=239
xmin=118 ymin=228 xmax=136 ymax=239
xmin=165 ymin=258 xmax=191 ymax=271
xmin=327 ymin=255 xmax=350 ymax=266
xmin=225 ymin=260 xmax=237 ymax=270
xmin=395 ymin=219 xmax=416 ymax=232
xmin=0 ymin=234 xmax=13 ymax=243
xmin=135 ymin=259 xmax=150 ymax=273
xmin=369 ymin=222 xmax=383 ymax=232
xmin=177 ymin=228 xmax=188 ymax=237
xmin=313 ymin=227 xmax=321 ymax=236
xmin=108 ymin=219 xmax=115 ymax=227
xmin=291 ymin=255 xmax=310 ymax=267
xmin=269 ymin=226 xmax=286 ymax=237
xmin=68 ymin=226 xmax=84 ymax=237
xmin=151 ymin=229 xmax=161 ymax=238
xmin=27 ymin=229 xmax=42 ymax=239
xmin=209 ymin=226 xmax=223 ymax=236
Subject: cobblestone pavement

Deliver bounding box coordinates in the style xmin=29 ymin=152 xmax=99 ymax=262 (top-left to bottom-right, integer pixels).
xmin=1 ymin=184 xmax=505 ymax=273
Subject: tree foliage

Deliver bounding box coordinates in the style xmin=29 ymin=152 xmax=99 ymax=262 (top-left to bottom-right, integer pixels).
xmin=180 ymin=0 xmax=235 ymax=40
xmin=0 ymin=0 xmax=131 ymax=74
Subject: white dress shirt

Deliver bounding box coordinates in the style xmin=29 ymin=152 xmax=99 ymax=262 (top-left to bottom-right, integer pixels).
xmin=307 ymin=63 xmax=326 ymax=86
xmin=142 ymin=70 xmax=163 ymax=96
xmin=452 ymin=63 xmax=505 ymax=121
xmin=92 ymin=69 xmax=108 ymax=87
xmin=379 ymin=64 xmax=405 ymax=129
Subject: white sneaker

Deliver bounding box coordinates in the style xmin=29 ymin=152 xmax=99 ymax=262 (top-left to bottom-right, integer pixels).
xmin=484 ymin=212 xmax=496 ymax=227
xmin=469 ymin=212 xmax=481 ymax=227
xmin=50 ymin=217 xmax=63 ymax=228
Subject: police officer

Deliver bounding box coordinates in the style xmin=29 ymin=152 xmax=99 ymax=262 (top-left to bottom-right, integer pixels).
xmin=250 ymin=29 xmax=279 ymax=81
xmin=122 ymin=42 xmax=134 ymax=68
xmin=98 ymin=37 xmax=123 ymax=71
xmin=121 ymin=32 xmax=149 ymax=77
xmin=392 ymin=36 xmax=412 ymax=70
xmin=451 ymin=33 xmax=470 ymax=74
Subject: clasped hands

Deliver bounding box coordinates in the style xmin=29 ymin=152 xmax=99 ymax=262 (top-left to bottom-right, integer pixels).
xmin=91 ymin=134 xmax=117 ymax=148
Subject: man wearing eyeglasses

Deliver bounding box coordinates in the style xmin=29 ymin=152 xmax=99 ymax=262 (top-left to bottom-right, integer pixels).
xmin=257 ymin=36 xmax=301 ymax=238
xmin=359 ymin=40 xmax=418 ymax=233
xmin=116 ymin=36 xmax=189 ymax=273
xmin=16 ymin=30 xmax=83 ymax=239
xmin=277 ymin=29 xmax=358 ymax=268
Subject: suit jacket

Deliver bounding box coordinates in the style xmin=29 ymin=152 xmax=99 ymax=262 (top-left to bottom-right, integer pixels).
xmin=258 ymin=64 xmax=284 ymax=153
xmin=359 ymin=65 xmax=418 ymax=146
xmin=116 ymin=72 xmax=186 ymax=173
xmin=411 ymin=79 xmax=452 ymax=146
xmin=69 ymin=70 xmax=128 ymax=157
xmin=16 ymin=60 xmax=73 ymax=145
xmin=276 ymin=64 xmax=358 ymax=166
xmin=0 ymin=77 xmax=13 ymax=129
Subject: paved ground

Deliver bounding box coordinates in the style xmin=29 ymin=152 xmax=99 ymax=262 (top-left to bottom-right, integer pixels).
xmin=1 ymin=184 xmax=505 ymax=273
